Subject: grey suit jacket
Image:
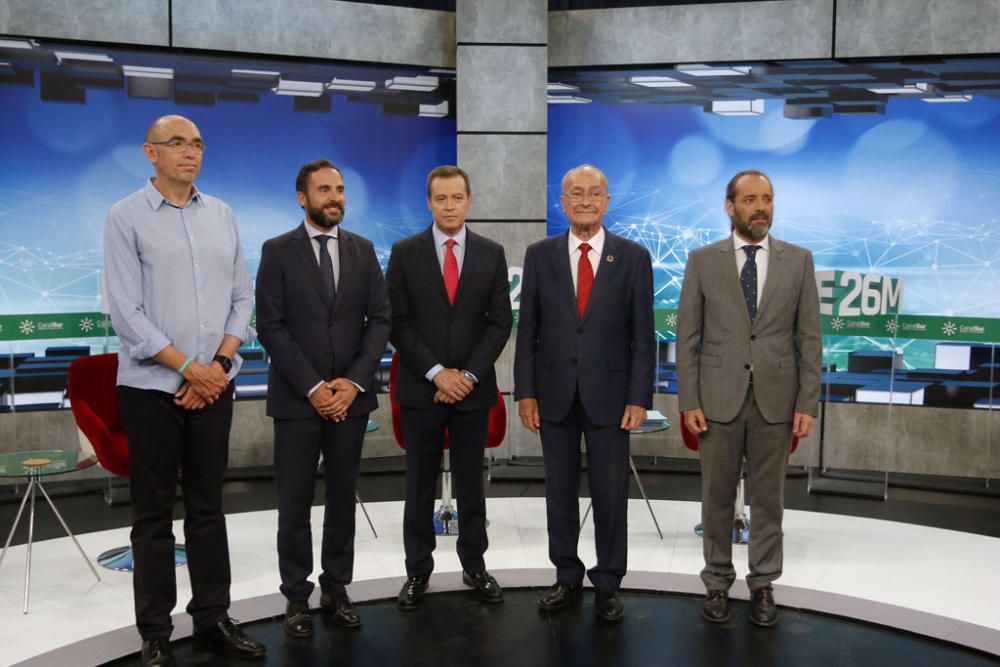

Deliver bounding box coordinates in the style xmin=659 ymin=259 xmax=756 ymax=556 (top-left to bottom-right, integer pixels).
xmin=675 ymin=235 xmax=821 ymax=424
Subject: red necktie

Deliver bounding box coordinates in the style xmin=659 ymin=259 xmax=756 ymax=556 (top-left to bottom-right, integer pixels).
xmin=577 ymin=242 xmax=593 ymax=317
xmin=443 ymin=239 xmax=459 ymax=305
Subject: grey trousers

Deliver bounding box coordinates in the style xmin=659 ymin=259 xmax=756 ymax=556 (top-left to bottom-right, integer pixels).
xmin=698 ymin=384 xmax=793 ymax=592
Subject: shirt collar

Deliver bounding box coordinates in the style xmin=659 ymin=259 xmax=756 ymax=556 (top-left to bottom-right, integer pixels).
xmin=305 ymin=220 xmax=339 ymax=241
xmin=569 ymin=226 xmax=605 ymax=255
xmin=432 ymin=223 xmax=466 ymax=248
xmin=143 ymin=177 xmax=203 ymax=210
xmin=733 ymin=231 xmax=769 ymax=253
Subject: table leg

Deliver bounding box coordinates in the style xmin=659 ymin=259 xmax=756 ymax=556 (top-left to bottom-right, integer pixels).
xmin=36 ymin=481 xmax=101 ymax=582
xmin=23 ymin=476 xmax=37 ymax=614
xmin=629 ymin=456 xmax=663 ymax=539
xmin=0 ymin=478 xmax=33 ymax=571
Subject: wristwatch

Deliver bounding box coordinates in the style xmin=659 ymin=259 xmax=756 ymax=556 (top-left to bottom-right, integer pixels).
xmin=212 ymin=354 xmax=233 ymax=373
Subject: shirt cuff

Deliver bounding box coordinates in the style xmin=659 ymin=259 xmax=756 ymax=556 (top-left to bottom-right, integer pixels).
xmin=349 ymin=380 xmax=365 ymax=393
xmin=425 ymin=364 xmax=445 ymax=382
xmin=306 ymin=381 xmax=324 ymax=398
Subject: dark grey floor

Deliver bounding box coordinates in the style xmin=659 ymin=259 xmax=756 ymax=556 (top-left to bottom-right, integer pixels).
xmin=101 ymin=588 xmax=1000 ymax=667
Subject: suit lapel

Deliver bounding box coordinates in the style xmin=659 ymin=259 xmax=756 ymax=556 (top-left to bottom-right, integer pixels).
xmin=419 ymin=226 xmax=450 ymax=306
xmin=331 ymin=229 xmax=354 ymax=316
xmin=548 ymin=232 xmax=580 ymax=323
xmin=580 ymin=231 xmax=617 ymax=323
xmin=292 ymin=223 xmax=335 ymax=311
xmin=755 ymin=237 xmax=785 ymax=322
xmin=716 ymin=239 xmax=753 ymax=328
xmin=452 ymin=229 xmax=477 ymax=307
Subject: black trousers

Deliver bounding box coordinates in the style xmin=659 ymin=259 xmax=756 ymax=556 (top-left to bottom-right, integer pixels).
xmin=540 ymin=392 xmax=630 ymax=590
xmin=118 ymin=386 xmax=233 ymax=640
xmin=401 ymin=404 xmax=489 ymax=578
xmin=274 ymin=415 xmax=366 ymax=602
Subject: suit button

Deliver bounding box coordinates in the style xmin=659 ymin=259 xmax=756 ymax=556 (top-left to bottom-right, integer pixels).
xmin=744 ymin=364 xmax=751 ymax=370
xmin=750 ymin=335 xmax=757 ymax=341
xmin=571 ymin=358 xmax=577 ymax=365
xmin=577 ymin=328 xmax=583 ymax=334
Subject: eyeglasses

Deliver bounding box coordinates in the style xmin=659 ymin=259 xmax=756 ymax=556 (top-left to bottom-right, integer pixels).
xmin=148 ymin=139 xmax=206 ymax=153
xmin=565 ymin=191 xmax=606 ymax=203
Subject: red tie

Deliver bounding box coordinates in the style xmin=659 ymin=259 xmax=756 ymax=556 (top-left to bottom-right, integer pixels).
xmin=577 ymin=242 xmax=594 ymax=317
xmin=443 ymin=239 xmax=459 ymax=305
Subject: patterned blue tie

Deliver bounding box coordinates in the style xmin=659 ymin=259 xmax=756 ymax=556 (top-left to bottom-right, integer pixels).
xmin=741 ymin=245 xmax=760 ymax=322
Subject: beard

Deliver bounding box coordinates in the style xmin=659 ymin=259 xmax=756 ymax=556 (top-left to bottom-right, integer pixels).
xmin=731 ymin=211 xmax=771 ymax=242
xmin=307 ymin=202 xmax=344 ymax=229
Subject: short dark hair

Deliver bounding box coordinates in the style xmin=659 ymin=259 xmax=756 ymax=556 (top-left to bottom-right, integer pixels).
xmin=725 ymin=169 xmax=771 ymax=202
xmin=296 ymin=159 xmax=342 ymax=194
xmin=426 ymin=165 xmax=471 ymax=198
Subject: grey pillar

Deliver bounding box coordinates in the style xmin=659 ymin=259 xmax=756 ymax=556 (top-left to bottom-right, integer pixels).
xmin=455 ymin=0 xmax=548 ymax=459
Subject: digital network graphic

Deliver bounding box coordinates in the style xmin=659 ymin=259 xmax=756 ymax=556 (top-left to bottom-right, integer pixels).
xmin=548 ymin=58 xmax=1000 ymax=371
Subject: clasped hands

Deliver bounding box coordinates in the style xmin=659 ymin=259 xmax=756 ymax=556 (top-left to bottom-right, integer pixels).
xmin=432 ymin=368 xmax=474 ymax=404
xmin=309 ymin=378 xmax=360 ymax=421
xmin=174 ymin=360 xmax=229 ymax=410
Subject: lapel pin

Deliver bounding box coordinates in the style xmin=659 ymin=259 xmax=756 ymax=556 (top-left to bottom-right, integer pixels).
xmin=606 ymin=255 xmax=614 ymax=263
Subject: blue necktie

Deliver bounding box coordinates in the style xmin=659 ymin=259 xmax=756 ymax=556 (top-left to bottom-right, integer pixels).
xmin=317 ymin=235 xmax=336 ymax=301
xmin=741 ymin=245 xmax=760 ymax=322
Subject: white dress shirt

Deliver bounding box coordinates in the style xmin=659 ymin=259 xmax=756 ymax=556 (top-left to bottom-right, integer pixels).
xmin=305 ymin=220 xmax=340 ymax=291
xmin=569 ymin=226 xmax=606 ymax=291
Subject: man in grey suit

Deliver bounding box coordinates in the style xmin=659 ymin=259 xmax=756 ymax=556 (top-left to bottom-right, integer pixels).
xmin=676 ymin=169 xmax=821 ymax=627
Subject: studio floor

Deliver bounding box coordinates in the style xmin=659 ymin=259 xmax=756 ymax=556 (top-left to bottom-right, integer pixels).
xmin=0 ymin=465 xmax=999 ymax=665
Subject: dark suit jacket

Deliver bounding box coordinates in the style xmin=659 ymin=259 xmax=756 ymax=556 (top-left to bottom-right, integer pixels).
xmin=255 ymin=223 xmax=391 ymax=421
xmin=386 ymin=225 xmax=512 ymax=412
xmin=675 ymin=236 xmax=822 ymax=424
xmin=514 ymin=229 xmax=655 ymax=426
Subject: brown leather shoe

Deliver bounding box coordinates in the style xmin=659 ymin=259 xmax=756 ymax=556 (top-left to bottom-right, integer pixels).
xmin=702 ymin=589 xmax=730 ymax=623
xmin=749 ymin=587 xmax=778 ymax=627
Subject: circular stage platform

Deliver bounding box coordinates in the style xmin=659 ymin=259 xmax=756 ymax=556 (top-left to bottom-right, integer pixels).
xmin=102 ymin=586 xmax=997 ymax=667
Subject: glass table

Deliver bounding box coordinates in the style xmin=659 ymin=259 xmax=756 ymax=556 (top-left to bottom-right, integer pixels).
xmin=0 ymin=449 xmax=102 ymax=613
xmin=580 ymin=417 xmax=669 ymax=540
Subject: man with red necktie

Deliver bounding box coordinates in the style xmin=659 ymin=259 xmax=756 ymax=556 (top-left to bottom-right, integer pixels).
xmin=386 ymin=165 xmax=513 ymax=611
xmin=514 ymin=164 xmax=655 ymax=622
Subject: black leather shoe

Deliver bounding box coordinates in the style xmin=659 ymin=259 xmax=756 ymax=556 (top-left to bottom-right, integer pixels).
xmin=141 ymin=638 xmax=175 ymax=667
xmin=702 ymin=589 xmax=730 ymax=623
xmin=538 ymin=582 xmax=583 ymax=611
xmin=594 ymin=588 xmax=624 ymax=622
xmin=284 ymin=599 xmax=313 ymax=638
xmin=462 ymin=570 xmax=504 ymax=604
xmin=397 ymin=576 xmax=429 ymax=611
xmin=320 ymin=593 xmax=362 ymax=628
xmin=193 ymin=618 xmax=266 ymax=659
xmin=749 ymin=587 xmax=778 ymax=627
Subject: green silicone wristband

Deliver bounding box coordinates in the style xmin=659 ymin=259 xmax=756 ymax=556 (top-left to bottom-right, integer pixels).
xmin=178 ymin=357 xmax=193 ymax=375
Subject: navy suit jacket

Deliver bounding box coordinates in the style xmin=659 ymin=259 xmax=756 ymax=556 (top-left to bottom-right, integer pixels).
xmin=514 ymin=229 xmax=655 ymax=426
xmin=255 ymin=223 xmax=391 ymax=420
xmin=386 ymin=225 xmax=512 ymax=412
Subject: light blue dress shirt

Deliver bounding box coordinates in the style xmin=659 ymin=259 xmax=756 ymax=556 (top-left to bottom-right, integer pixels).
xmin=103 ymin=178 xmax=255 ymax=392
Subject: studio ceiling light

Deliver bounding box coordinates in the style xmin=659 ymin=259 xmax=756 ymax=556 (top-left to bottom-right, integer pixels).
xmin=272 ymin=79 xmax=324 ymax=97
xmin=122 ymin=65 xmax=174 ymax=79
xmin=677 ymin=64 xmax=751 ymax=77
xmin=385 ymin=75 xmax=438 ymax=92
xmin=628 ymin=76 xmax=693 ymax=88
